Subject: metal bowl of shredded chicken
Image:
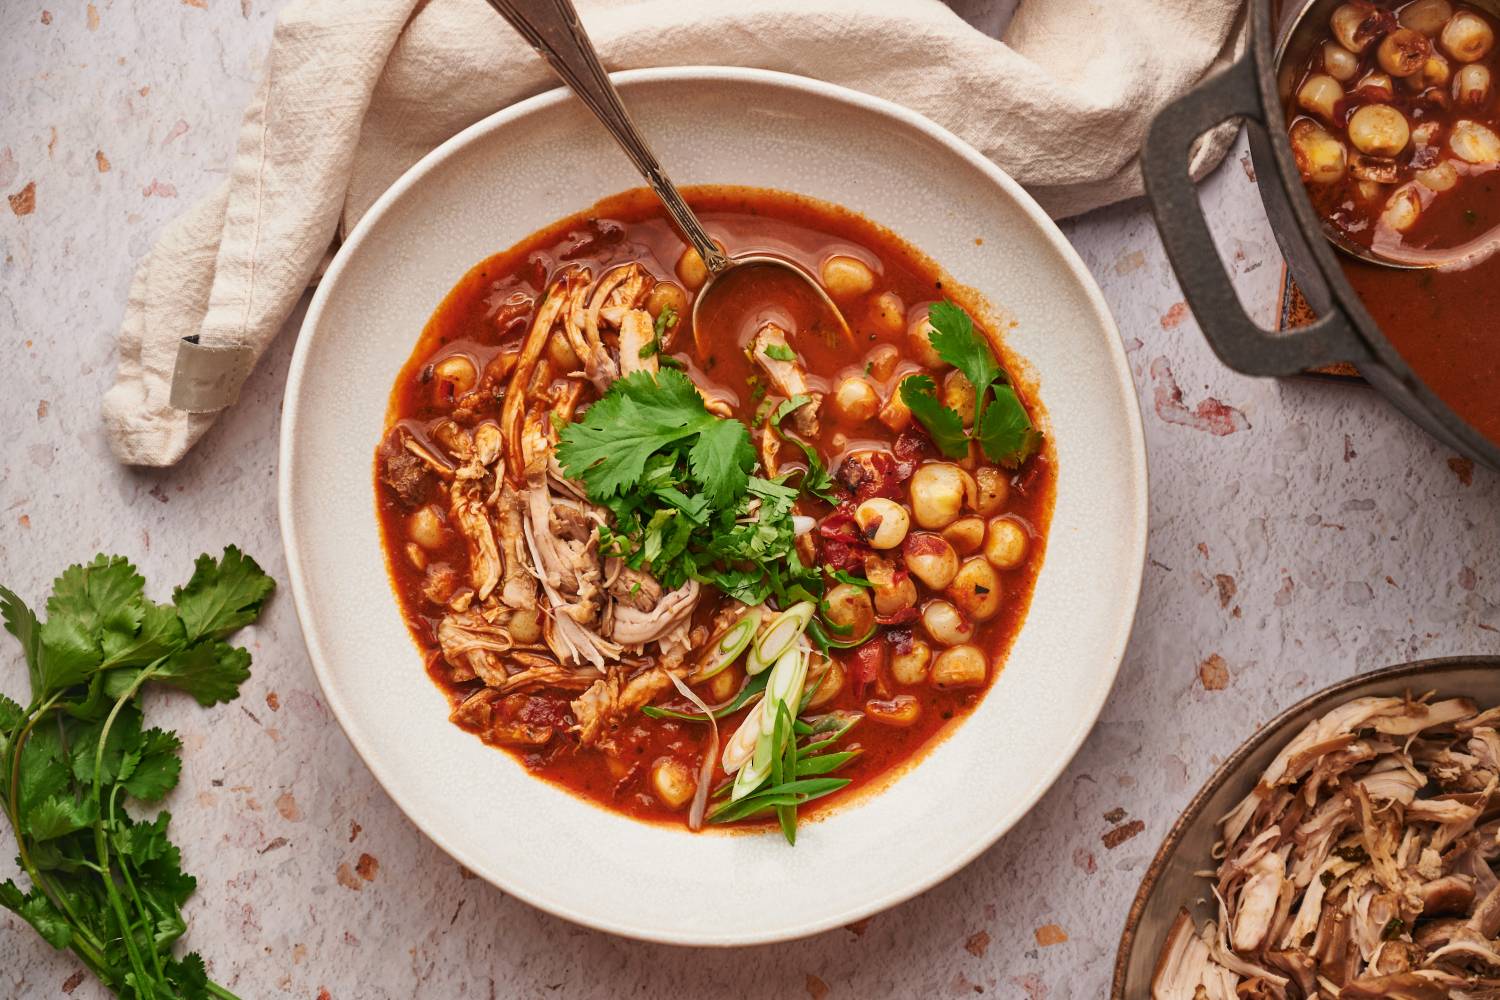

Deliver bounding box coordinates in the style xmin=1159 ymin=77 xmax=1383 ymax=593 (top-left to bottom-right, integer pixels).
xmin=1114 ymin=656 xmax=1500 ymax=999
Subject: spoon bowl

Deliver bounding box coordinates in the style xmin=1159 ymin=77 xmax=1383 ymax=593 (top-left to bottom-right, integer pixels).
xmin=691 ymin=253 xmax=853 ymax=357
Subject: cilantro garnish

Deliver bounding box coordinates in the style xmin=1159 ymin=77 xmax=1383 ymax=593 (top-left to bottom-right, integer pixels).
xmin=770 ymin=395 xmax=839 ymax=503
xmin=763 ymin=342 xmax=797 ymax=363
xmin=639 ymin=305 xmax=678 ymax=359
xmin=826 ymin=568 xmax=872 ymax=589
xmin=556 ymin=369 xmax=752 ymax=504
xmin=0 ymin=548 xmax=274 ymax=1000
xmin=900 ymin=301 xmax=1042 ymax=467
xmin=655 ymin=304 xmax=678 ymax=339
xmin=556 ymin=370 xmax=822 ymax=605
xmin=899 ymin=375 xmax=969 ymax=459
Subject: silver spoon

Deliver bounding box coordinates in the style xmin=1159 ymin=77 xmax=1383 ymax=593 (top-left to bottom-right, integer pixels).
xmin=484 ymin=0 xmax=854 ymax=349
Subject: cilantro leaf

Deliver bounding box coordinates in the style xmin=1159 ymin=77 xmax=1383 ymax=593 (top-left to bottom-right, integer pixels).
xmin=172 ymin=546 xmax=276 ymax=643
xmin=166 ymin=953 xmax=211 ymax=999
xmin=37 ymin=617 xmax=101 ymax=695
xmin=827 ymin=569 xmax=872 ymax=588
xmin=46 ymin=555 xmax=146 ymax=646
xmin=556 ymin=369 xmax=716 ymax=498
xmin=0 ymin=586 xmax=43 ymax=693
xmin=33 ymin=557 xmax=146 ymax=693
xmin=770 ymin=396 xmax=839 ymax=503
xmin=976 ymin=383 xmax=1043 ymax=467
xmin=927 ymin=300 xmax=1000 ymax=399
xmin=0 ymin=693 xmax=22 ymax=736
xmin=899 ymin=376 xmax=969 ymax=459
xmin=26 ymin=793 xmax=97 ymax=842
xmin=17 ymin=760 xmax=71 ymax=830
xmin=1 ymin=548 xmax=271 ymax=999
xmin=70 ymin=701 xmax=142 ymax=786
xmin=688 ymin=418 xmax=754 ymax=509
xmin=121 ymin=728 xmax=183 ymax=802
xmin=115 ymin=812 xmax=197 ymax=906
xmin=763 ymin=342 xmax=797 ymax=363
xmin=154 ymin=641 xmax=252 ymax=707
xmin=770 ymin=396 xmax=807 ymax=429
xmin=101 ymin=600 xmax=185 ymax=670
xmin=0 ymin=881 xmax=73 ymax=949
xmin=911 ymin=301 xmax=1044 ymax=467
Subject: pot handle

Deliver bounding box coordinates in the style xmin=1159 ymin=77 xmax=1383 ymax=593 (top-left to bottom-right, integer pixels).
xmin=1142 ymin=55 xmax=1368 ymax=376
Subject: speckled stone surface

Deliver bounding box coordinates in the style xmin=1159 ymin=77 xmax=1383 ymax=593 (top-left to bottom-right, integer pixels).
xmin=2 ymin=3 xmax=1497 ymax=998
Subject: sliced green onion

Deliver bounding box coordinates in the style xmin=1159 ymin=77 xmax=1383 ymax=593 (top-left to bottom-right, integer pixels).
xmin=800 ymin=709 xmax=863 ymax=744
xmin=693 ymin=606 xmax=763 ymax=681
xmin=733 ymin=722 xmax=777 ymax=799
xmin=767 ymin=645 xmax=809 ymax=710
xmin=747 ymin=601 xmax=814 ymax=675
xmin=707 ymin=777 xmax=853 ymax=824
xmin=666 ymin=671 xmax=719 ymax=832
xmin=643 ymin=672 xmax=767 ymax=722
xmin=778 ymin=702 xmax=800 ymax=844
xmin=796 ymin=749 xmax=860 ymax=777
xmin=806 ymin=617 xmax=876 ymax=652
xmin=733 ymin=644 xmax=808 ymax=801
xmin=721 ymin=697 xmax=768 ymax=775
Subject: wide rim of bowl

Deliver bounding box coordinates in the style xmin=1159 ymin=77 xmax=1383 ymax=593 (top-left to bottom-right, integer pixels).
xmin=278 ymin=65 xmax=1149 ymax=945
xmin=1112 ymin=654 xmax=1500 ymax=995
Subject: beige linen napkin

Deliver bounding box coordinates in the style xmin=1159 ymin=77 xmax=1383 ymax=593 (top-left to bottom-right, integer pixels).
xmin=103 ymin=0 xmax=1245 ymax=467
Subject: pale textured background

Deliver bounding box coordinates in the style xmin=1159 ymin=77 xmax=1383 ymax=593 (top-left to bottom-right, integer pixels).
xmin=1 ymin=2 xmax=1496 ymax=998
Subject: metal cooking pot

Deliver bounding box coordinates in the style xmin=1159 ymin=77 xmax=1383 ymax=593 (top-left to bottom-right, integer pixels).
xmin=1142 ymin=0 xmax=1500 ymax=471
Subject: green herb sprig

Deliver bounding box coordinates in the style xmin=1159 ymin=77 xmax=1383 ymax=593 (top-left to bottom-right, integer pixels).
xmin=638 ymin=304 xmax=678 ymax=359
xmin=899 ymin=301 xmax=1042 ymax=467
xmin=707 ymin=710 xmax=860 ymax=835
xmin=770 ymin=395 xmax=839 ymax=503
xmin=0 ymin=548 xmax=274 ymax=1000
xmin=556 ymin=369 xmax=824 ymax=607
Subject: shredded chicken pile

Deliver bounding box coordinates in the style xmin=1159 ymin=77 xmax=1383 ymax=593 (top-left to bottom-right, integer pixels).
xmin=378 ymin=263 xmax=727 ymax=749
xmin=1154 ymin=693 xmax=1500 ymax=999
xmin=379 ymin=261 xmax=803 ymax=752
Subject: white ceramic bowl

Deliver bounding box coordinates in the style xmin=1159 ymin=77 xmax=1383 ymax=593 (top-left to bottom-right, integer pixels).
xmin=279 ymin=67 xmax=1147 ymax=945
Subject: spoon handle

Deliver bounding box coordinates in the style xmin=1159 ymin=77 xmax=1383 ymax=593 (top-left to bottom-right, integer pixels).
xmin=485 ymin=0 xmax=729 ymax=274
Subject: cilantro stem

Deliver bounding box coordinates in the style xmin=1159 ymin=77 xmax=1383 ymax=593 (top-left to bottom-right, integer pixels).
xmin=5 ymin=696 xmax=60 ymax=895
xmin=206 ymin=981 xmax=245 ymax=1000
xmin=110 ymin=783 xmax=168 ymax=985
xmin=91 ymin=665 xmax=161 ymax=998
xmin=4 ymin=695 xmax=114 ymax=974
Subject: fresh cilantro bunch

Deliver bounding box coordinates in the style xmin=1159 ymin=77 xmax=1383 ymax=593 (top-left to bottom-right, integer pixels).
xmin=0 ymin=548 xmax=274 ymax=1000
xmin=899 ymin=301 xmax=1043 ymax=467
xmin=556 ymin=369 xmax=824 ymax=607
